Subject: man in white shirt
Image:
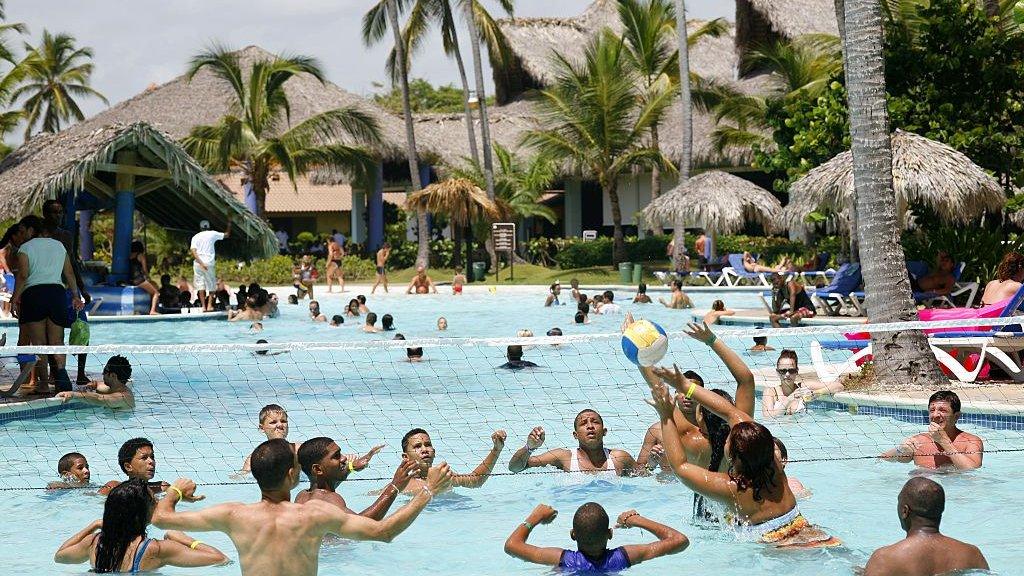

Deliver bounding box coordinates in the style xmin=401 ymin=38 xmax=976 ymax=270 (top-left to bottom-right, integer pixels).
xmin=190 ymin=218 xmax=231 ymax=312
xmin=596 ymin=290 xmax=621 ymax=314
xmin=275 ymin=230 xmax=289 ymax=254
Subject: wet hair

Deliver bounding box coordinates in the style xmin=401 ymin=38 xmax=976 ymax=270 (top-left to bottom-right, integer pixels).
xmin=929 ymin=390 xmax=961 ymax=413
xmin=94 ymin=479 xmax=155 ymax=573
xmin=507 ymin=345 xmax=524 ymax=361
xmin=700 ymin=389 xmax=734 ymax=473
xmin=574 ymin=311 xmax=586 ymax=324
xmin=259 ymin=404 xmax=287 ymax=424
xmin=58 ymin=452 xmax=86 ymax=475
xmin=103 ymin=355 xmax=132 ymax=385
xmin=117 ymin=438 xmax=152 ymax=474
xmin=753 ymin=336 xmax=768 ymax=346
xmin=638 ymin=283 xmax=647 ymax=294
xmin=573 ymin=408 xmax=603 ymax=428
xmin=577 ymin=293 xmax=587 ymax=304
xmin=130 ymin=240 xmax=144 ymax=254
xmin=995 ymin=252 xmax=1024 ymax=281
xmin=255 ymin=339 xmax=269 ymax=355
xmin=297 ymin=436 xmax=335 ymax=477
xmin=401 ymin=428 xmax=429 ymax=452
xmin=572 ymin=502 xmax=610 ymax=545
xmin=727 ymin=421 xmax=778 ymax=502
xmin=712 ymin=299 xmax=725 ymax=311
xmin=331 ymin=315 xmax=344 ymax=325
xmin=603 ymin=290 xmax=614 ymax=302
xmin=773 ymin=437 xmax=788 ymax=461
xmin=287 ymin=295 xmax=298 ymax=305
xmin=672 ymin=280 xmax=683 ymax=290
xmin=407 ymin=346 xmax=423 ymax=359
xmin=365 ymin=312 xmax=378 ymax=326
xmin=250 ymin=438 xmax=295 ymax=491
xmin=547 ymin=327 xmax=562 ymax=336
xmin=381 ymin=314 xmax=394 ymax=330
xmin=160 ymin=274 xmax=171 ymax=286
xmin=550 ymin=283 xmax=559 ymax=293
xmin=777 ymin=349 xmax=798 ymax=368
xmin=682 ymin=370 xmax=704 ymax=386
xmin=357 ymin=295 xmax=366 ymax=305
xmin=577 ymin=302 xmax=589 ymax=314
xmin=899 ymin=477 xmax=945 ymax=521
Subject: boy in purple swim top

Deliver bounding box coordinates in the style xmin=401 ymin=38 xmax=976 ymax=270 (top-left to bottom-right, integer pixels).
xmin=504 ymin=502 xmax=688 ymax=572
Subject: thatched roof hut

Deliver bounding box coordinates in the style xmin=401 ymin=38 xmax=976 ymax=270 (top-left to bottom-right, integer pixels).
xmin=781 ymin=130 xmax=1008 ymax=229
xmin=0 ymin=122 xmax=277 ymax=258
xmin=642 ymin=170 xmax=782 ymax=233
xmin=735 ymin=0 xmax=838 ymax=60
xmin=407 ymin=178 xmax=500 ymax=227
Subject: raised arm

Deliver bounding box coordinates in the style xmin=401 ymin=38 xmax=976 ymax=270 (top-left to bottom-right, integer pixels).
xmin=635 ymin=423 xmax=663 ymax=471
xmin=327 ymin=463 xmax=453 ymax=542
xmin=685 ymin=323 xmax=755 ymax=416
xmin=616 ymin=510 xmax=689 ymax=565
xmin=455 ymin=430 xmax=506 ymax=488
xmin=508 ymin=427 xmax=566 ymax=473
xmin=151 ymin=479 xmax=229 ymax=534
xmin=503 ymin=504 xmax=563 ymax=566
xmin=54 ymin=519 xmax=101 ymax=564
xmin=643 ymin=369 xmax=736 ymax=504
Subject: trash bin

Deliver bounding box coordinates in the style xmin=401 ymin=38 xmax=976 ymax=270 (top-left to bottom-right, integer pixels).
xmin=618 ymin=262 xmax=633 ymax=284
xmin=632 ymin=263 xmax=642 ymax=284
xmin=472 ymin=261 xmax=487 ymax=281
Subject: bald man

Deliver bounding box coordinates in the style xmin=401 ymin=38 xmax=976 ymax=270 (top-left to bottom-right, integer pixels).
xmin=864 ymin=477 xmax=988 ymax=576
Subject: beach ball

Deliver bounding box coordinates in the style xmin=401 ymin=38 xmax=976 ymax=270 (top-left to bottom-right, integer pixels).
xmin=621 ymin=320 xmax=669 ymax=366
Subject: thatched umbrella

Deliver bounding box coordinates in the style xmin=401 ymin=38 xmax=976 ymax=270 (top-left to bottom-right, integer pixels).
xmin=643 ymin=170 xmax=782 ymax=234
xmin=781 ymin=130 xmax=1007 ymax=229
xmin=406 ymin=178 xmax=501 ymax=277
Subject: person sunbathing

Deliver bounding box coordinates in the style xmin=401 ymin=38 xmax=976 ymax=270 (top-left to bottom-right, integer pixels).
xmin=980 ymin=251 xmax=1024 ymax=306
xmin=742 ymin=252 xmax=786 ymax=274
xmin=912 ymin=251 xmax=956 ymax=296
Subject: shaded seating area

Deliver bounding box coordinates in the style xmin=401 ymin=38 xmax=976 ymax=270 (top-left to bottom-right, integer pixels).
xmin=0 ymin=122 xmax=277 ymax=315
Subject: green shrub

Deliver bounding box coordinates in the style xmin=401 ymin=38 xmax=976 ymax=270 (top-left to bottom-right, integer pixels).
xmin=154 ymin=254 xmax=378 ymax=286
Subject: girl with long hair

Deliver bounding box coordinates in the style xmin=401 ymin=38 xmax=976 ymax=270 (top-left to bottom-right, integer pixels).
xmin=54 ymin=478 xmax=226 ymax=572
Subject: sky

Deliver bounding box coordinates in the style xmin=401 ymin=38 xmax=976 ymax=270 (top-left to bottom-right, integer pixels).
xmin=6 ymin=0 xmax=733 ymax=121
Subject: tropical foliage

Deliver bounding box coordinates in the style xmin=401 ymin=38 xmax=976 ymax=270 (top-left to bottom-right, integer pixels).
xmin=181 ymin=46 xmax=382 ymax=217
xmin=372 ymin=78 xmax=493 ymax=113
xmin=14 ymin=30 xmax=107 ymax=138
xmin=523 ymin=30 xmax=674 ymax=264
xmin=449 ymin=142 xmax=557 ymax=224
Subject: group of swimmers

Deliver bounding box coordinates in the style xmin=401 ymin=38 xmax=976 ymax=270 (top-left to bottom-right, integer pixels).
xmin=546 ymin=280 xmax=694 ymax=325
xmin=46 ymin=319 xmax=990 ymax=575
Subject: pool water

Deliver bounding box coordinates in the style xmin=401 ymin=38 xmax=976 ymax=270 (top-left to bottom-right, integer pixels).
xmin=0 ymin=289 xmax=1017 ymax=575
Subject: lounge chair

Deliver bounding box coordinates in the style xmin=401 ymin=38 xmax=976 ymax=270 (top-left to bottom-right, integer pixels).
xmin=799 ymin=252 xmax=836 ymax=286
xmin=808 ymin=263 xmax=863 ymax=316
xmin=911 ymin=262 xmax=978 ymax=308
xmin=810 ymin=338 xmax=989 ymax=383
xmin=721 ymin=253 xmax=774 ymax=287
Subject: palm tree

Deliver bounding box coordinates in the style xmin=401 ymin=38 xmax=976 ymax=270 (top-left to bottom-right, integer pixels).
xmin=842 ymin=0 xmax=944 ymax=384
xmin=363 ymin=0 xmax=430 ymax=267
xmin=524 ymin=31 xmax=674 ymax=265
xmin=0 ymin=1 xmax=26 ymax=153
xmin=181 ymin=47 xmax=382 ymax=218
xmin=14 ymin=30 xmax=106 ymax=138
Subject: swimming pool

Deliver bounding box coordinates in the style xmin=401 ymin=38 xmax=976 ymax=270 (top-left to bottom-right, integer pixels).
xmin=1 ymin=288 xmax=1016 ymax=575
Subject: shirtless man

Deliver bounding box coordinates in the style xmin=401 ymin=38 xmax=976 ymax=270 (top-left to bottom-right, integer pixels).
xmin=371 ymin=242 xmax=391 ymax=294
xmin=308 ymin=300 xmax=326 ymax=323
xmin=152 ymin=438 xmax=453 ymax=576
xmin=881 ymin=390 xmax=983 ymax=470
xmin=912 ymin=251 xmax=956 ymax=296
xmin=864 ymin=477 xmax=988 ymax=576
xmin=400 ymin=427 xmax=506 ymax=492
xmin=294 ymin=437 xmax=418 ymax=519
xmin=406 ymin=266 xmax=437 ymax=294
xmin=508 ymin=410 xmax=640 ymax=476
xmin=658 ymin=280 xmax=693 ymax=309
xmin=325 ymin=238 xmax=345 ymax=293
xmin=55 ymin=355 xmax=135 ymax=409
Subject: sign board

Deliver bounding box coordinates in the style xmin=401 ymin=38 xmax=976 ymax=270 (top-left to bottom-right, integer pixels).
xmin=492 ymin=223 xmax=516 ymax=252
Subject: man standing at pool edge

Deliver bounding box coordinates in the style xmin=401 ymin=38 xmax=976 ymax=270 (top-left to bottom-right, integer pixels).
xmin=190 ymin=217 xmax=231 ymax=312
xmin=863 ymin=477 xmax=988 ymax=576
xmin=153 ymin=438 xmax=453 ymax=576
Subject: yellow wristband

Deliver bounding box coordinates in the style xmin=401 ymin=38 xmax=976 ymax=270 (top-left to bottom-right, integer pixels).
xmin=169 ymin=485 xmax=184 ymax=501
xmin=685 ymin=383 xmax=697 ymax=399
xmin=189 ymin=540 xmax=203 ymax=550
xmin=348 ymin=460 xmax=356 ymax=473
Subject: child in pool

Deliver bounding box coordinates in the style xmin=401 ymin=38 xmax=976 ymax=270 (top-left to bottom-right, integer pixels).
xmin=47 ymin=452 xmax=91 ymax=489
xmin=505 ymin=502 xmax=688 ymax=572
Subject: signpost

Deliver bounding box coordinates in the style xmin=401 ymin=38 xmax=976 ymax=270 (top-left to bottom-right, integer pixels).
xmin=492 ymin=222 xmax=516 ymax=281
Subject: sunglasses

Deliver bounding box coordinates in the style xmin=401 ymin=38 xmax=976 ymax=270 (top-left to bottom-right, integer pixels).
xmin=776 ymin=368 xmax=799 ymax=375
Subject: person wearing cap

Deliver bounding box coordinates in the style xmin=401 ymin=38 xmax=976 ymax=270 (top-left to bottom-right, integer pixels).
xmin=190 ymin=218 xmax=231 ymax=312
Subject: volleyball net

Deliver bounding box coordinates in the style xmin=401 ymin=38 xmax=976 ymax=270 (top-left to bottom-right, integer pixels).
xmin=1 ymin=316 xmax=1023 ymax=490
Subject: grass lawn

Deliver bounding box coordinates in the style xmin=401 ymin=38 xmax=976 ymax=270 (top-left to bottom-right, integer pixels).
xmin=386 ymin=260 xmax=672 ymax=286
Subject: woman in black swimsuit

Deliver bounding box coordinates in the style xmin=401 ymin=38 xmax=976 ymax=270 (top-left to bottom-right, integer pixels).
xmin=129 ymin=241 xmax=159 ymax=315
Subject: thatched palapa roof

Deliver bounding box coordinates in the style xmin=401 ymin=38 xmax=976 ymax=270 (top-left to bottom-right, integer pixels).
xmin=781 ymin=130 xmax=1008 ymax=229
xmin=0 ymin=122 xmax=278 ymax=258
xmin=642 ymin=170 xmax=782 ymax=233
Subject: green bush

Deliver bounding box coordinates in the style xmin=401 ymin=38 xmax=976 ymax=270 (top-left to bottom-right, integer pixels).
xmin=154 ymin=254 xmax=378 ymax=286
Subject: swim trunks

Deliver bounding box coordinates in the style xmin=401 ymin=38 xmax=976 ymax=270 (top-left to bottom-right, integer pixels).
xmin=18 ymin=284 xmax=69 ymax=326
xmin=453 ymin=285 xmax=463 ymax=294
xmin=376 ymin=266 xmax=385 ymax=275
xmin=559 ymin=547 xmax=630 ymax=572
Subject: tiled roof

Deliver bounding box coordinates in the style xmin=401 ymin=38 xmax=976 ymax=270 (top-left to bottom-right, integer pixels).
xmin=218 ymin=173 xmax=406 ymax=213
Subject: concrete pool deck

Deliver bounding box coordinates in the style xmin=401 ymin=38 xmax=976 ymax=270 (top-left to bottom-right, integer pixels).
xmin=692 ymin=308 xmax=868 ymax=327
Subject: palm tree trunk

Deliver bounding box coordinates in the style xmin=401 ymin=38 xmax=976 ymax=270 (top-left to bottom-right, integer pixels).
xmin=463 ymin=0 xmax=500 ymax=272
xmin=387 ymin=0 xmax=429 ymax=268
xmin=607 ymin=177 xmax=626 ymax=265
xmin=674 ymin=0 xmax=692 ymax=182
xmin=649 ymin=123 xmax=664 ymax=235
xmin=844 ymin=0 xmax=945 ymax=385
xmin=449 ymin=28 xmax=481 ymax=166
xmin=834 ymin=0 xmax=858 ymax=263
